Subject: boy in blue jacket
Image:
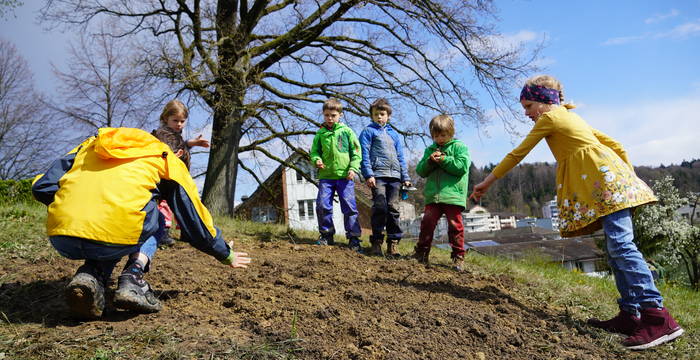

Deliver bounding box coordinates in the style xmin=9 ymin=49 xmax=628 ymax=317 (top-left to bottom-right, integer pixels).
xmin=359 ymin=98 xmax=411 ymax=256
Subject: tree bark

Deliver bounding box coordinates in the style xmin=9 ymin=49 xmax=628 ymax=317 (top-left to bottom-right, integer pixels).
xmin=202 ymin=106 xmax=244 ymax=216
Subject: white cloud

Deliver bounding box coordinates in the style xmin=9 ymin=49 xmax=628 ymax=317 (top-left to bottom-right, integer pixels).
xmin=603 ymin=19 xmax=700 ymax=45
xmin=663 ymin=19 xmax=700 ymax=38
xmin=645 ymin=9 xmax=680 ymax=24
xmin=602 ymin=35 xmax=646 ymax=46
xmin=577 ymin=93 xmax=700 ymax=166
xmin=486 ymin=30 xmax=542 ymax=52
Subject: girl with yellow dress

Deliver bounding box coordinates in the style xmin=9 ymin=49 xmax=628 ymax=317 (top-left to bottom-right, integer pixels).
xmin=470 ymin=75 xmax=683 ymax=350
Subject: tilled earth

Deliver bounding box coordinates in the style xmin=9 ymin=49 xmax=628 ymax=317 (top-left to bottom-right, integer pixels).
xmin=1 ymin=237 xmax=647 ymax=359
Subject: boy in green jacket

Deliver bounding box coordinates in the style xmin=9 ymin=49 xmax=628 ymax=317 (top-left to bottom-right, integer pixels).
xmin=309 ymin=98 xmax=363 ymax=249
xmin=414 ymin=114 xmax=471 ymax=270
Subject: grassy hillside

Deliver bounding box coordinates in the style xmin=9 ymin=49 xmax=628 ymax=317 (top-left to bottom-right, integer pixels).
xmin=1 ymin=202 xmax=698 ymax=359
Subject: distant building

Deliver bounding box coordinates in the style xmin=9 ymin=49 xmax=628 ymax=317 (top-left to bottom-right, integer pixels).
xmin=677 ymin=203 xmax=698 ymax=225
xmin=406 ymin=205 xmax=517 ymax=239
xmin=517 ymin=217 xmax=555 ymax=230
xmin=454 ymin=226 xmax=604 ymax=274
xmin=541 ymin=196 xmax=559 ymax=230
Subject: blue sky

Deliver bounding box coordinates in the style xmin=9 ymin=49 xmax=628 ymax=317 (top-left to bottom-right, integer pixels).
xmin=2 ymin=1 xmax=699 ymax=199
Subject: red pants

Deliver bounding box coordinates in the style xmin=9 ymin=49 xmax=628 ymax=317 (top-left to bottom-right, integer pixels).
xmin=158 ymin=200 xmax=173 ymax=228
xmin=417 ymin=203 xmax=465 ymax=259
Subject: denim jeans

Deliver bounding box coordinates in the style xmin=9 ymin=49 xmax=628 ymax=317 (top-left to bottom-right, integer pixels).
xmin=50 ymin=235 xmax=158 ymax=279
xmin=316 ymin=178 xmax=361 ymax=239
xmin=370 ymin=177 xmax=402 ymax=243
xmin=417 ymin=203 xmax=465 ymax=259
xmin=602 ymin=209 xmax=663 ymax=315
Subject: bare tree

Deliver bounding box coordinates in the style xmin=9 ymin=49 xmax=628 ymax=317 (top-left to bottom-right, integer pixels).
xmin=0 ymin=38 xmax=67 ymax=179
xmin=0 ymin=0 xmax=22 ymax=19
xmin=41 ymin=0 xmax=539 ymax=215
xmin=50 ymin=26 xmax=166 ymax=139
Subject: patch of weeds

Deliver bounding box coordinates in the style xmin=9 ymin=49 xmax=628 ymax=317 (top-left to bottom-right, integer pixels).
xmin=121 ymin=327 xmax=177 ymax=347
xmin=290 ymin=310 xmax=298 ymax=338
xmin=90 ymin=347 xmax=124 ymax=360
xmin=226 ymin=338 xmax=304 ymax=360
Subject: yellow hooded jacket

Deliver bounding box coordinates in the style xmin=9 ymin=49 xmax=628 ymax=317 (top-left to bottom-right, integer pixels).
xmin=32 ymin=128 xmax=232 ymax=263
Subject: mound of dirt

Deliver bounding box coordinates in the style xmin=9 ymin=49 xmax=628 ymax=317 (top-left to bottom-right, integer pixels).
xmin=1 ymin=239 xmax=632 ymax=359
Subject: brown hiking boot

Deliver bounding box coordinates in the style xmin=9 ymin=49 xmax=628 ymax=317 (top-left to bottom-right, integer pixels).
xmin=452 ymin=256 xmax=464 ymax=272
xmin=370 ymin=242 xmax=383 ymax=256
xmin=386 ymin=240 xmax=400 ymax=257
xmin=412 ymin=248 xmax=429 ymax=264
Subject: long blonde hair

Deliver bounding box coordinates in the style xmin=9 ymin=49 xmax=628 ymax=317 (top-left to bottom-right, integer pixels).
xmin=524 ymin=75 xmax=576 ymax=109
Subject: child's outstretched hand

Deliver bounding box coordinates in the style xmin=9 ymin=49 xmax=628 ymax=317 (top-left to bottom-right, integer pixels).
xmin=227 ymin=241 xmax=252 ymax=269
xmin=470 ymin=174 xmax=496 ymax=202
xmin=469 ymin=184 xmax=487 ymax=202
xmin=315 ymin=159 xmax=325 ymax=169
xmin=188 ymin=135 xmax=210 ymax=148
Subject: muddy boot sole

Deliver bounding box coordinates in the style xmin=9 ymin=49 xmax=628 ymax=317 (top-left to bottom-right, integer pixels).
xmin=65 ymin=273 xmax=105 ymax=319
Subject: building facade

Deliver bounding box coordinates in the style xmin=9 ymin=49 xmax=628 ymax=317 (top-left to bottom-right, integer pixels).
xmin=541 ymin=196 xmax=560 ymax=230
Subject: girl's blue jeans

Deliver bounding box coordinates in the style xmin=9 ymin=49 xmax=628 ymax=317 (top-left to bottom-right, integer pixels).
xmin=50 ymin=235 xmax=158 ymax=280
xmin=316 ymin=178 xmax=361 ymax=239
xmin=602 ymin=209 xmax=663 ymax=316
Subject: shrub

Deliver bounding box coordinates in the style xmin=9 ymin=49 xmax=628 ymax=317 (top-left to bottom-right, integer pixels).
xmin=0 ymin=179 xmax=34 ymax=204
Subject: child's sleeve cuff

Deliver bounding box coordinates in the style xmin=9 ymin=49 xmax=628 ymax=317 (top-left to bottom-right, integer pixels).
xmin=220 ymin=250 xmax=236 ymax=266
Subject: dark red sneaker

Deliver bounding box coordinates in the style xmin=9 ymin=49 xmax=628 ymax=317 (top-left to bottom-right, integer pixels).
xmin=623 ymin=307 xmax=684 ymax=350
xmin=587 ymin=309 xmax=640 ymax=336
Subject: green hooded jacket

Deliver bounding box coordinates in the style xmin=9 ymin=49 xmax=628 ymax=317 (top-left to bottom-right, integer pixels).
xmin=310 ymin=122 xmax=362 ymax=179
xmin=416 ymin=139 xmax=471 ymax=207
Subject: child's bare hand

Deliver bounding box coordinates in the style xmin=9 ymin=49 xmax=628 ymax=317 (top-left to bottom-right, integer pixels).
xmin=315 ymin=159 xmax=325 ymax=169
xmin=346 ymin=170 xmax=356 ymax=180
xmin=469 ymin=181 xmax=489 ymax=202
xmin=188 ymin=135 xmax=210 ymax=148
xmin=430 ymin=151 xmax=443 ymax=163
xmin=229 ymin=252 xmax=251 ymax=268
xmin=366 ymin=177 xmax=376 ymax=188
xmin=227 ymin=240 xmax=252 ymax=269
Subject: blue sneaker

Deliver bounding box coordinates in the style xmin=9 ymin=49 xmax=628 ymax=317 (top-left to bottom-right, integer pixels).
xmin=348 ymin=237 xmax=362 ymax=252
xmin=315 ymin=235 xmax=330 ymax=245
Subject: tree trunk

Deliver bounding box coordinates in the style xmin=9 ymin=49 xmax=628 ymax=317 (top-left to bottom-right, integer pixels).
xmin=202 ymin=106 xmax=243 ymax=216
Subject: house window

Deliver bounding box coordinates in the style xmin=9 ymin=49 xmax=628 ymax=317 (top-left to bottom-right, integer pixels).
xmin=298 ymin=199 xmax=315 ymax=220
xmin=252 ymin=206 xmax=277 ymax=223
xmin=295 ymin=161 xmax=316 ymax=183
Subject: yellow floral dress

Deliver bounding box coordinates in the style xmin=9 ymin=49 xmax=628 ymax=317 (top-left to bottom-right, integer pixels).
xmin=492 ymin=106 xmax=656 ymax=237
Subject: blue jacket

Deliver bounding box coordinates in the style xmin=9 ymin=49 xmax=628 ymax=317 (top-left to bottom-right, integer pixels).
xmin=358 ymin=122 xmax=410 ymax=182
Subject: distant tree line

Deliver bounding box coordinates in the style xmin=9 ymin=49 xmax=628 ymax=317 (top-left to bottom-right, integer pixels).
xmin=408 ymin=159 xmax=700 ymax=217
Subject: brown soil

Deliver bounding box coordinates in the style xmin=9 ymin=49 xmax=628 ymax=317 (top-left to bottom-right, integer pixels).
xmin=1 ymin=238 xmax=647 ymax=359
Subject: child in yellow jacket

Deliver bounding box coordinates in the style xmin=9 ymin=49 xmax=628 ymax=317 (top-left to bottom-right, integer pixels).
xmin=471 ymin=75 xmax=683 ymax=350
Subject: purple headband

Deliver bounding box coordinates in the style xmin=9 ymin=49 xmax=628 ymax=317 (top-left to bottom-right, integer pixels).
xmin=520 ymin=84 xmax=560 ymax=104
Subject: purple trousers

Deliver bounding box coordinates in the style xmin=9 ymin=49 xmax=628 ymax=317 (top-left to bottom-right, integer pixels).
xmin=316 ymin=179 xmax=361 ymax=239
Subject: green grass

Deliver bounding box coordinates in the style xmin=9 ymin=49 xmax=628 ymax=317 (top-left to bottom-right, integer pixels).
xmin=0 ymin=202 xmax=56 ymax=262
